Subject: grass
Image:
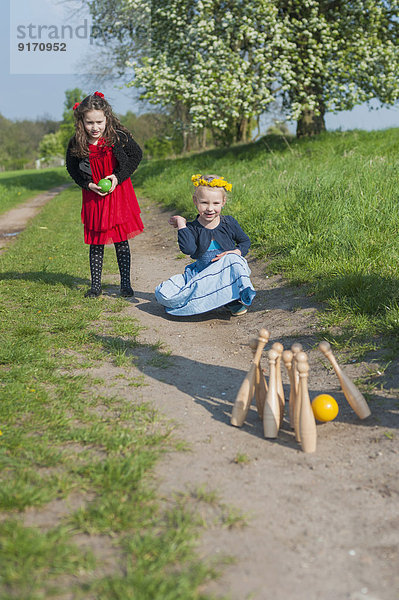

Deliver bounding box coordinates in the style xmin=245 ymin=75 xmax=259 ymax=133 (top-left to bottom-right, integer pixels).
xmin=4 ymin=127 xmax=397 ymax=594
xmin=0 ymin=185 xmax=226 ymax=599
xmin=0 ymin=167 xmax=70 ymax=214
xmin=232 ymin=452 xmax=251 ymax=464
xmin=133 ymin=128 xmax=399 ymax=354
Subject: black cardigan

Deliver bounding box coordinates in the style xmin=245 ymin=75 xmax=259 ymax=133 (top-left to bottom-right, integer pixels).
xmin=178 ymin=215 xmax=251 ymax=259
xmin=65 ymin=130 xmax=142 ymax=190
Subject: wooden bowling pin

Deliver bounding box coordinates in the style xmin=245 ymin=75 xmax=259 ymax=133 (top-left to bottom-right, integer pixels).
xmin=318 ymin=341 xmax=371 ymax=419
xmin=263 ymin=348 xmax=280 ymax=438
xmin=231 ymin=328 xmax=270 ymax=427
xmin=249 ymin=338 xmax=268 ymax=419
xmin=297 ymin=353 xmax=317 ymax=453
xmin=272 ymin=342 xmax=285 ymax=426
xmin=282 ymin=350 xmax=295 ymax=429
xmin=291 ymin=343 xmax=303 ymax=441
xmin=291 ymin=343 xmax=303 ymax=395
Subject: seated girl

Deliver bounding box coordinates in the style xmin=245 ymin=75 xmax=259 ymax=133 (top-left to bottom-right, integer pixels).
xmin=155 ymin=174 xmax=256 ymax=316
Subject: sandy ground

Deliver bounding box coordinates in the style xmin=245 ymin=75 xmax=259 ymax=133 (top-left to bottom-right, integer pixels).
xmin=2 ymin=191 xmax=399 ymax=600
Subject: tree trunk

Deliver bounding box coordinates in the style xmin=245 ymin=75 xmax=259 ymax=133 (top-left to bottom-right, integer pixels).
xmin=174 ymin=101 xmax=192 ymax=152
xmin=236 ymin=117 xmax=248 ymax=142
xmin=182 ymin=130 xmax=189 ymax=153
xmin=201 ymin=127 xmax=207 ymax=149
xmin=296 ymin=106 xmax=326 ymax=138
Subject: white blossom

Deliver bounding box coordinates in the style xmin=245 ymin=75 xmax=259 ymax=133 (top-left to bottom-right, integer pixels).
xmin=87 ymin=0 xmax=399 ymax=136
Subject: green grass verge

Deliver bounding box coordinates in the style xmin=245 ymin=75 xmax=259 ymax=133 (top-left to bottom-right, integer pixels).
xmin=0 ymin=167 xmax=70 ymax=215
xmin=134 ymin=128 xmax=399 ymax=354
xmin=0 ymin=186 xmax=224 ymax=599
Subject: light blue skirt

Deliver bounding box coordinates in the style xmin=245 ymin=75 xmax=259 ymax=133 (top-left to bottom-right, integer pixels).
xmin=155 ymin=251 xmax=256 ymax=316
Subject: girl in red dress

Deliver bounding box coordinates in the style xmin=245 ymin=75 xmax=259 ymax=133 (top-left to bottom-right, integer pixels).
xmin=66 ymin=91 xmax=143 ymax=297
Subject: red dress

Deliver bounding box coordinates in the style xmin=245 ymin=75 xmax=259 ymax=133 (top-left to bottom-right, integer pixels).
xmin=81 ymin=140 xmax=144 ymax=245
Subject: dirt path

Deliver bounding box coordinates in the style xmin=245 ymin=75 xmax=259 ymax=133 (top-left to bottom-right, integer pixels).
xmin=0 ymin=184 xmax=70 ymax=252
xmin=2 ymin=190 xmax=399 ymax=599
xmin=120 ymin=198 xmax=399 ymax=600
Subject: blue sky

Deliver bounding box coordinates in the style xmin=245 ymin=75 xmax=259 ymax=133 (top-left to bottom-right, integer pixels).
xmin=2 ymin=0 xmax=399 ymax=131
xmin=3 ymin=0 xmax=141 ymax=119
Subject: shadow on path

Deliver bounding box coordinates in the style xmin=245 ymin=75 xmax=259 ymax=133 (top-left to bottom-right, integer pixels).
xmin=92 ymin=331 xmax=399 ymax=452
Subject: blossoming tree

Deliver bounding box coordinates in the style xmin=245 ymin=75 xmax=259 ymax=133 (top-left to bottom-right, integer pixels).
xmin=87 ymin=0 xmax=399 ymax=139
xmin=88 ymin=0 xmax=282 ymax=144
xmin=275 ymin=0 xmax=399 ymax=136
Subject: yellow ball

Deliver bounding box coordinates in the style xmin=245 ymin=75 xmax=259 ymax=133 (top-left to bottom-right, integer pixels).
xmin=311 ymin=394 xmax=339 ymax=422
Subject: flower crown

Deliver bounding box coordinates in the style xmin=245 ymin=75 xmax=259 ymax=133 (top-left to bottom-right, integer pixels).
xmin=191 ymin=174 xmax=232 ymax=192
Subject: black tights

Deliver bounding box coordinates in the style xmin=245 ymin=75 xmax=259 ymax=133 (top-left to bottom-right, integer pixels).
xmin=88 ymin=241 xmax=131 ymax=292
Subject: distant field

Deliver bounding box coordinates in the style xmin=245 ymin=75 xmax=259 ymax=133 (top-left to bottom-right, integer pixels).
xmin=0 ymin=167 xmax=70 ymax=215
xmin=134 ymin=128 xmax=399 ymax=346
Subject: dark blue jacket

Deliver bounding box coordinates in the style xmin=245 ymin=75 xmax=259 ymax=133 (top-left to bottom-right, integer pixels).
xmin=178 ymin=215 xmax=251 ymax=259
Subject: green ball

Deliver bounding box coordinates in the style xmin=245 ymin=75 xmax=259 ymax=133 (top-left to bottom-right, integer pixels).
xmin=98 ymin=178 xmax=112 ymax=192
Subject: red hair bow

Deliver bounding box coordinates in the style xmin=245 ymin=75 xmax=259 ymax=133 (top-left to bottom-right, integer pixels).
xmin=72 ymin=102 xmax=80 ymax=110
xmin=94 ymin=91 xmax=104 ymax=98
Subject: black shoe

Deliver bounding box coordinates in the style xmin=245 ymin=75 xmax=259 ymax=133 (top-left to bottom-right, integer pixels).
xmin=84 ymin=287 xmax=102 ymax=298
xmin=120 ymin=287 xmax=134 ymax=297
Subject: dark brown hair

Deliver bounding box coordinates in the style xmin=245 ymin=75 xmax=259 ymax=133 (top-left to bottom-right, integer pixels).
xmin=70 ymin=93 xmax=131 ymax=157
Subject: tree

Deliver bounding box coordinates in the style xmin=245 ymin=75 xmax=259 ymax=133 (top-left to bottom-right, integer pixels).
xmin=0 ymin=114 xmax=59 ymax=170
xmin=59 ymin=88 xmax=86 ymax=150
xmin=275 ymin=0 xmax=399 ymax=136
xmin=88 ymin=0 xmax=281 ymax=145
xmin=119 ymin=110 xmax=183 ymax=154
xmin=266 ymin=120 xmax=291 ymax=136
xmin=86 ymin=0 xmax=399 ymax=138
xmin=39 ymin=132 xmax=64 ymax=162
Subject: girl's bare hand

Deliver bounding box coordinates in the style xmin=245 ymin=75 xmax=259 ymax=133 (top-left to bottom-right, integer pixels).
xmin=211 ymin=249 xmax=241 ymax=262
xmin=106 ymin=174 xmax=118 ymax=193
xmin=169 ymin=215 xmax=187 ymax=229
xmin=89 ymin=174 xmax=118 ymax=196
xmin=88 ymin=182 xmax=108 ymax=196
